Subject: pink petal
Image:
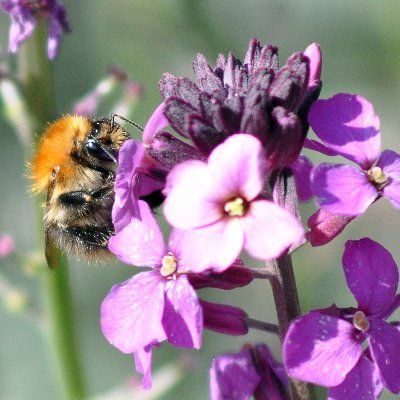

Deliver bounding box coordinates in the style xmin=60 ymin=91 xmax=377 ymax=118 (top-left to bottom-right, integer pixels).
xmin=210 ymin=349 xmax=260 ymax=400
xmin=291 ymin=155 xmax=314 ymax=202
xmin=283 ymin=312 xmax=362 ymax=387
xmin=207 ymin=134 xmax=266 ymax=201
xmin=343 ymin=238 xmax=398 ymax=315
xmin=369 ymin=320 xmax=400 ymax=393
xmin=100 ymin=271 xmax=166 ymax=354
xmin=162 ymin=275 xmax=203 ymax=349
xmin=108 ymin=201 xmax=166 ymax=267
xmin=0 ymin=234 xmax=14 ymax=257
xmin=328 ymin=355 xmax=383 ymax=400
xmin=303 ymin=43 xmax=322 ymax=94
xmin=378 ymin=149 xmax=400 ymax=208
xmin=178 ymin=219 xmax=244 ymax=273
xmin=309 ymin=94 xmax=381 ymax=169
xmin=142 ymin=102 xmax=169 ymax=145
xmin=134 ymin=346 xmax=153 ymax=390
xmin=241 ymin=200 xmax=304 ymax=260
xmin=311 ymin=163 xmax=378 ymax=216
xmin=164 ymin=160 xmax=222 ymax=230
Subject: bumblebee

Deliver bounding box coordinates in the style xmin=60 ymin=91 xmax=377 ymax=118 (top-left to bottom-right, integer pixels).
xmin=31 ymin=114 xmax=133 ymax=265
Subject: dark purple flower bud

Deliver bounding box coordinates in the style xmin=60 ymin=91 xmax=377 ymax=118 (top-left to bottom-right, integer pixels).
xmin=189 ymin=263 xmax=254 ymax=290
xmin=153 ymin=38 xmax=321 ymax=171
xmin=307 ymin=208 xmax=354 ymax=246
xmin=201 ymin=300 xmax=248 ymax=336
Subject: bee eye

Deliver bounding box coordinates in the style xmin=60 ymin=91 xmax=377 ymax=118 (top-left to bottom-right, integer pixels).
xmin=85 ymin=138 xmax=115 ymax=162
xmin=92 ymin=121 xmax=102 ymax=135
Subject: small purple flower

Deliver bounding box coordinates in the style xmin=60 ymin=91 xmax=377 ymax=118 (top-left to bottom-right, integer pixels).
xmin=1 ymin=0 xmax=69 ymax=59
xmin=308 ymin=93 xmax=400 ymax=216
xmin=102 ymin=201 xmax=203 ymax=389
xmin=210 ymin=344 xmax=288 ymax=400
xmin=164 ymin=134 xmax=304 ymax=272
xmin=283 ymin=238 xmax=400 ymax=396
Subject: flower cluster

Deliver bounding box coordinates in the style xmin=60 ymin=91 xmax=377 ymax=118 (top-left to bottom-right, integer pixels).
xmin=1 ymin=0 xmax=69 ymax=59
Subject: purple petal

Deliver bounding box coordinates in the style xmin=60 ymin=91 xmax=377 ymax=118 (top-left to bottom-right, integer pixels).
xmin=8 ymin=13 xmax=36 ymax=53
xmin=178 ymin=219 xmax=244 ymax=273
xmin=100 ymin=271 xmax=166 ymax=353
xmin=210 ymin=349 xmax=260 ymax=400
xmin=369 ymin=319 xmax=400 ymax=393
xmin=378 ymin=149 xmax=400 ymax=208
xmin=164 ymin=160 xmax=222 ymax=230
xmin=47 ymin=10 xmax=64 ymax=59
xmin=143 ymin=102 xmax=169 ymax=145
xmin=343 ymin=238 xmax=398 ymax=314
xmin=109 ymin=201 xmax=166 ymax=267
xmin=162 ymin=275 xmax=203 ymax=349
xmin=207 ymin=134 xmax=266 ymax=201
xmin=134 ymin=346 xmax=153 ymax=390
xmin=283 ymin=312 xmax=362 ymax=387
xmin=328 ymin=355 xmax=383 ymax=400
xmin=311 ymin=163 xmax=377 ymax=216
xmin=303 ymin=138 xmax=339 ymax=156
xmin=112 ymin=139 xmax=145 ymax=232
xmin=291 ymin=155 xmax=314 ymax=202
xmin=241 ymin=200 xmax=304 ymax=260
xmin=309 ymin=94 xmax=381 ymax=169
xmin=303 ymin=43 xmax=322 ymax=94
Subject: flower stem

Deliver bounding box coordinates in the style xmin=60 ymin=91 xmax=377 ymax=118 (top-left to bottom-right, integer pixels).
xmin=17 ymin=24 xmax=87 ymax=400
xmin=266 ymin=255 xmax=315 ymax=400
xmin=246 ymin=317 xmax=279 ymax=335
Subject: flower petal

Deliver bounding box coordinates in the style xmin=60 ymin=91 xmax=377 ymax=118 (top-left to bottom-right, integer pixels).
xmin=242 ymin=200 xmax=304 ymax=260
xmin=328 ymin=355 xmax=383 ymax=400
xmin=309 ymin=94 xmax=381 ymax=169
xmin=283 ymin=312 xmax=362 ymax=387
xmin=369 ymin=320 xmax=400 ymax=393
xmin=164 ymin=160 xmax=222 ymax=230
xmin=207 ymin=134 xmax=266 ymax=201
xmin=210 ymin=348 xmax=260 ymax=400
xmin=291 ymin=155 xmax=314 ymax=202
xmin=162 ymin=275 xmax=203 ymax=349
xmin=134 ymin=346 xmax=153 ymax=390
xmin=178 ymin=219 xmax=244 ymax=273
xmin=311 ymin=163 xmax=377 ymax=216
xmin=108 ymin=201 xmax=166 ymax=268
xmin=143 ymin=102 xmax=169 ymax=145
xmin=378 ymin=149 xmax=400 ymax=208
xmin=343 ymin=238 xmax=398 ymax=314
xmin=303 ymin=43 xmax=322 ymax=94
xmin=100 ymin=271 xmax=166 ymax=353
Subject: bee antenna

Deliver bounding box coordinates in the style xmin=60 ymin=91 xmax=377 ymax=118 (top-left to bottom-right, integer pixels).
xmin=111 ymin=113 xmax=143 ymax=132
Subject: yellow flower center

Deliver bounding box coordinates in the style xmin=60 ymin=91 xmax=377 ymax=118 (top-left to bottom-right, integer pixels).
xmin=367 ymin=167 xmax=388 ymax=185
xmin=353 ymin=310 xmax=370 ymax=332
xmin=224 ymin=197 xmax=247 ymax=217
xmin=160 ymin=253 xmax=178 ymax=277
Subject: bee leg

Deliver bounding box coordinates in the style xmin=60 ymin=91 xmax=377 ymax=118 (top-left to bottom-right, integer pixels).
xmin=58 ymin=183 xmax=114 ymax=206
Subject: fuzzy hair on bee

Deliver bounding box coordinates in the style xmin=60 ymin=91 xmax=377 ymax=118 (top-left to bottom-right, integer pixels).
xmin=31 ymin=114 xmax=131 ymax=265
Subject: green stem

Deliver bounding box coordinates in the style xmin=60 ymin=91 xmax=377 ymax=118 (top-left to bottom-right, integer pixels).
xmin=17 ymin=25 xmax=87 ymax=400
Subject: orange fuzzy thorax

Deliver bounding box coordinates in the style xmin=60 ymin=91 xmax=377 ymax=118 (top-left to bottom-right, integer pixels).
xmin=31 ymin=115 xmax=92 ymax=193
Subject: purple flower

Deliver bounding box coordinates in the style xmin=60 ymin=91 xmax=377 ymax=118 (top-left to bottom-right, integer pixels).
xmin=1 ymin=0 xmax=69 ymax=59
xmin=102 ymin=201 xmax=203 ymax=389
xmin=210 ymin=344 xmax=288 ymax=400
xmin=164 ymin=134 xmax=304 ymax=272
xmin=0 ymin=234 xmax=14 ymax=257
xmin=144 ymin=38 xmax=321 ymax=172
xmin=283 ymin=238 xmax=400 ymax=396
xmin=308 ymin=93 xmax=400 ymax=216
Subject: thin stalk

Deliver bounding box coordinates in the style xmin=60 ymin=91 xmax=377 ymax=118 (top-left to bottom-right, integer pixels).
xmin=266 ymin=255 xmax=314 ymax=400
xmin=17 ymin=24 xmax=87 ymax=400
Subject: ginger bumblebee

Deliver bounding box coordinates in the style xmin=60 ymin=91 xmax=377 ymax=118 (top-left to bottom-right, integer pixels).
xmin=31 ymin=115 xmax=130 ymax=263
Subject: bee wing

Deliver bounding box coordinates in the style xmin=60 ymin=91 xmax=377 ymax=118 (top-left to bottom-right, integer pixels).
xmin=45 ymin=167 xmax=60 ymax=269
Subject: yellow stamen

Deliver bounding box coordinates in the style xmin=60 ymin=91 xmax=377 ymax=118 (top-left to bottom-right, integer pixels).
xmin=160 ymin=253 xmax=178 ymax=277
xmin=353 ymin=310 xmax=370 ymax=332
xmin=224 ymin=197 xmax=246 ymax=217
xmin=367 ymin=167 xmax=388 ymax=185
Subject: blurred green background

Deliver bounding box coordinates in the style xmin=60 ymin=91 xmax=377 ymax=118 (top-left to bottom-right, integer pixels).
xmin=1 ymin=1 xmax=400 ymax=399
